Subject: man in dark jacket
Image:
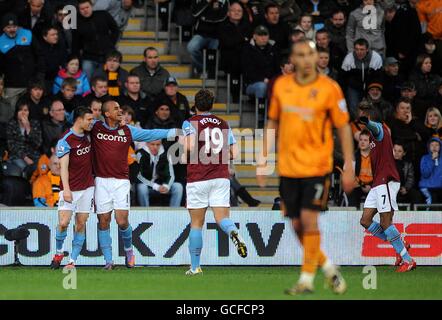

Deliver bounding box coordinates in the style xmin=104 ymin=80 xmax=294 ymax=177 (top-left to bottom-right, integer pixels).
xmin=16 ymin=79 xmax=51 ymax=121
xmin=72 ymin=0 xmax=120 ymax=80
xmin=118 ymin=74 xmax=151 ymax=127
xmin=363 ymin=82 xmax=394 ymax=122
xmin=153 ymin=77 xmax=190 ymax=127
xmin=52 ymin=77 xmax=85 ymax=113
xmin=262 ymin=3 xmax=290 ymax=52
xmin=38 ymin=26 xmax=68 ymax=92
xmin=261 ymin=0 xmax=301 ymax=26
xmin=341 ymin=38 xmax=384 ymax=118
xmin=130 ymin=47 xmax=170 ymax=103
xmin=83 ymin=76 xmax=111 ymax=106
xmin=382 ymin=57 xmax=405 ymax=105
xmin=324 ymin=9 xmax=347 ymax=55
xmin=17 ymin=0 xmax=52 ymax=41
xmin=40 ymin=99 xmax=70 ymax=155
xmin=0 ymin=13 xmax=45 ymax=107
xmin=315 ymin=29 xmax=345 ymax=73
xmin=385 ymin=2 xmax=421 ymax=75
xmin=241 ymin=25 xmax=280 ymax=99
xmin=187 ymin=0 xmax=229 ymax=75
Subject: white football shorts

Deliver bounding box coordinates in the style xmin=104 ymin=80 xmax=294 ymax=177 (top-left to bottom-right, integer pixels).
xmin=364 ymin=181 xmax=400 ymax=213
xmin=94 ymin=177 xmax=130 ymax=214
xmin=58 ymin=186 xmax=94 ymax=213
xmin=186 ymin=178 xmax=230 ymax=209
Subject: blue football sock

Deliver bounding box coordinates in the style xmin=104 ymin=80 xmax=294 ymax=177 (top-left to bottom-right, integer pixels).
xmin=367 ymin=221 xmax=388 ymax=241
xmin=55 ymin=228 xmax=67 ymax=253
xmin=98 ymin=229 xmax=113 ymax=264
xmin=119 ymin=225 xmax=133 ymax=251
xmin=188 ymin=228 xmax=203 ymax=270
xmin=71 ymin=231 xmax=86 ymax=262
xmin=384 ymin=225 xmax=412 ymax=263
xmin=219 ymin=218 xmax=238 ymax=236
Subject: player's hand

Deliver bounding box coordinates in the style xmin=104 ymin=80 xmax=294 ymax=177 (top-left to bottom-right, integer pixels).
xmin=341 ymin=166 xmax=355 ymax=194
xmin=359 ymin=116 xmax=369 ymax=125
xmin=159 ymin=186 xmax=169 ymax=194
xmin=64 ymin=190 xmax=73 ymax=203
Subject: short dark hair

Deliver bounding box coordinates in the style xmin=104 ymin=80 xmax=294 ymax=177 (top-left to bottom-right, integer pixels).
xmin=73 ymin=106 xmax=92 ymax=122
xmin=121 ymin=105 xmax=136 ymax=122
xmin=194 ymin=89 xmax=214 ymax=112
xmin=102 ymin=100 xmax=117 ymax=115
xmin=359 ymin=129 xmax=371 ymax=138
xmin=78 ymin=0 xmax=93 ymax=5
xmin=28 ymin=78 xmax=45 ymax=91
xmin=300 ymin=12 xmax=313 ymax=20
xmin=393 ymin=140 xmax=407 ymax=153
xmin=264 ymin=3 xmax=279 ymax=14
xmin=88 ymin=98 xmax=102 ymax=108
xmin=42 ymin=25 xmax=58 ymax=38
xmin=143 ymin=47 xmax=158 ymax=57
xmin=91 ymin=76 xmax=107 ymax=88
xmin=316 ymin=28 xmax=329 ymax=36
xmin=290 ymin=29 xmax=305 ymax=37
xmin=331 ymin=9 xmax=346 ymax=18
xmin=105 ymin=50 xmax=123 ymax=63
xmin=317 ymin=47 xmax=330 ymax=54
xmin=61 ymin=77 xmax=78 ymax=90
xmin=396 ymin=97 xmax=412 ymax=109
xmin=354 ymin=38 xmax=369 ymax=49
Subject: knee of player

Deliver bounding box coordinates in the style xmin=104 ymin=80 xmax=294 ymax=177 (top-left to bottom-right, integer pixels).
xmin=360 ymin=217 xmax=371 ymax=229
xmin=58 ymin=220 xmax=70 ymax=230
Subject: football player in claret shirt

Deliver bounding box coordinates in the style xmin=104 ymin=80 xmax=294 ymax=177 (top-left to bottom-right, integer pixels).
xmin=51 ymin=106 xmax=95 ymax=269
xmin=257 ymin=40 xmax=355 ymax=295
xmin=181 ymin=89 xmax=248 ymax=276
xmin=92 ymin=100 xmax=177 ymax=270
xmin=358 ymin=106 xmax=416 ymax=272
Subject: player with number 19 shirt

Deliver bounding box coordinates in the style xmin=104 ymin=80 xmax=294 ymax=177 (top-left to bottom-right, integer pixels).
xmin=181 ymin=89 xmax=247 ymax=276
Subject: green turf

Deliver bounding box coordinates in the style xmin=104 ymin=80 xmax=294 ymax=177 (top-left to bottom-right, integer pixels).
xmin=0 ymin=266 xmax=441 ymax=300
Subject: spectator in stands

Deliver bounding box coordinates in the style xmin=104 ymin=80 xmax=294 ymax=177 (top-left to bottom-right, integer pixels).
xmin=363 ymin=82 xmax=394 ymax=122
xmin=299 ymin=0 xmax=337 ymax=30
xmin=422 ymin=107 xmax=442 ymax=142
xmin=346 ymin=0 xmax=386 ymax=56
xmin=187 ymin=0 xmax=228 ymax=76
xmin=53 ymin=4 xmax=73 ymax=54
xmin=324 ymin=9 xmax=347 ymax=54
xmin=341 ymin=38 xmax=383 ymax=118
xmin=32 ymin=154 xmax=61 ymax=207
xmin=218 ymin=1 xmax=252 ymax=99
xmin=267 ymin=56 xmax=293 ymax=100
xmin=294 ymin=13 xmax=316 ymax=41
xmin=6 ymin=101 xmax=42 ymax=178
xmin=262 ymin=0 xmax=301 ymax=27
xmin=17 ymin=0 xmax=52 ymax=42
xmin=93 ymin=0 xmax=134 ymax=32
xmin=130 ymin=47 xmax=170 ymax=103
xmin=384 ymin=1 xmax=421 ymax=75
xmin=262 ymin=3 xmax=290 ymax=51
xmin=38 ymin=25 xmax=68 ymax=91
xmin=118 ymin=74 xmax=150 ymax=127
xmin=0 ymin=13 xmax=45 ymax=108
xmin=393 ymin=141 xmax=422 ymax=205
xmin=136 ymin=139 xmax=183 ymax=207
xmin=382 ymin=56 xmax=404 ymax=104
xmin=400 ymin=81 xmax=417 ymax=104
xmin=53 ymin=55 xmax=91 ymax=96
xmin=83 ymin=76 xmax=111 ymax=106
xmin=153 ymin=77 xmax=190 ymax=127
xmin=421 ymin=33 xmax=442 ymax=77
xmin=90 ymin=98 xmax=104 ymax=121
xmin=435 ymin=81 xmax=442 ymax=109
xmin=0 ymin=75 xmax=13 ymax=124
xmin=346 ymin=129 xmax=373 ymax=207
xmin=241 ymin=25 xmax=280 ymax=100
xmin=29 ymin=137 xmax=57 ymax=185
xmin=73 ymin=0 xmax=120 ymax=80
xmin=315 ymin=28 xmax=345 ymax=71
xmin=409 ymin=54 xmax=442 ymax=121
xmin=17 ymin=79 xmax=51 ymax=121
xmin=40 ymin=100 xmax=69 ymax=155
xmin=92 ymin=50 xmax=128 ymax=97
xmin=419 ymin=137 xmax=442 ymax=204
xmin=416 ymin=0 xmax=442 ymax=72
xmin=145 ymin=104 xmax=179 ymax=133
xmin=334 ymin=0 xmax=361 ymax=16
xmin=53 ymin=78 xmax=85 ymax=113
xmin=238 ymin=0 xmax=262 ymax=25
xmin=317 ymin=47 xmax=338 ymax=81
xmin=387 ymin=97 xmax=427 ymax=166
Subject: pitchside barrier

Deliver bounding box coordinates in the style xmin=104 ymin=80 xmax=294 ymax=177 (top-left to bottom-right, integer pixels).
xmin=0 ymin=208 xmax=441 ymax=266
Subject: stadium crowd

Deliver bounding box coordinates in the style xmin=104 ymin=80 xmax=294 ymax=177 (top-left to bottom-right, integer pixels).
xmin=0 ymin=0 xmax=441 ymax=208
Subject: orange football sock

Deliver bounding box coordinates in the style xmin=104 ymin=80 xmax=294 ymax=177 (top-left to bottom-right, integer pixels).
xmin=298 ymin=233 xmax=327 ymax=267
xmin=301 ymin=231 xmax=321 ymax=274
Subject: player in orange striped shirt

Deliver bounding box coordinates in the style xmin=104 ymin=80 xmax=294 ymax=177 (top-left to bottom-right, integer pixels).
xmin=257 ymin=39 xmax=355 ymax=295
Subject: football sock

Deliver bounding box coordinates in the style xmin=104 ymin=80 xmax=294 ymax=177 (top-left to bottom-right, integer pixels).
xmin=298 ymin=235 xmax=328 ymax=268
xmin=119 ymin=225 xmax=133 ymax=251
xmin=98 ymin=228 xmax=113 ymax=264
xmin=55 ymin=228 xmax=67 ymax=254
xmin=384 ymin=225 xmax=412 ymax=263
xmin=219 ymin=218 xmax=238 ymax=235
xmin=367 ymin=221 xmax=388 ymax=241
xmin=188 ymin=228 xmax=203 ymax=270
xmin=71 ymin=231 xmax=85 ymax=262
xmin=301 ymin=231 xmax=321 ymax=276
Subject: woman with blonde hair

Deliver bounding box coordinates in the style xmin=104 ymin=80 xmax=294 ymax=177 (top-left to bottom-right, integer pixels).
xmin=423 ymin=107 xmax=442 ymax=141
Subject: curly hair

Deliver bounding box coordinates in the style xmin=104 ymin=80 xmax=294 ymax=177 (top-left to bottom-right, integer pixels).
xmin=194 ymin=89 xmax=214 ymax=112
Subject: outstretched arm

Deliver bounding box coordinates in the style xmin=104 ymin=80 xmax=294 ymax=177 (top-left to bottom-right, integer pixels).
xmin=359 ymin=117 xmax=384 ymax=141
xmin=128 ymin=125 xmax=177 ymax=142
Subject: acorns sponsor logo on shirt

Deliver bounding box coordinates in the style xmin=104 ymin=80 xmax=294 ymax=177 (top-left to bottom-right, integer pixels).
xmin=96 ymin=132 xmax=128 ymax=142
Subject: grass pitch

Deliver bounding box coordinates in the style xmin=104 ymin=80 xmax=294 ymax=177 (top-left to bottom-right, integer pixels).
xmin=0 ymin=266 xmax=441 ymax=300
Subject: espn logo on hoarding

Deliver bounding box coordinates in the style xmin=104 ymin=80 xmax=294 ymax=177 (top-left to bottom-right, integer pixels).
xmin=362 ymin=223 xmax=442 ymax=257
